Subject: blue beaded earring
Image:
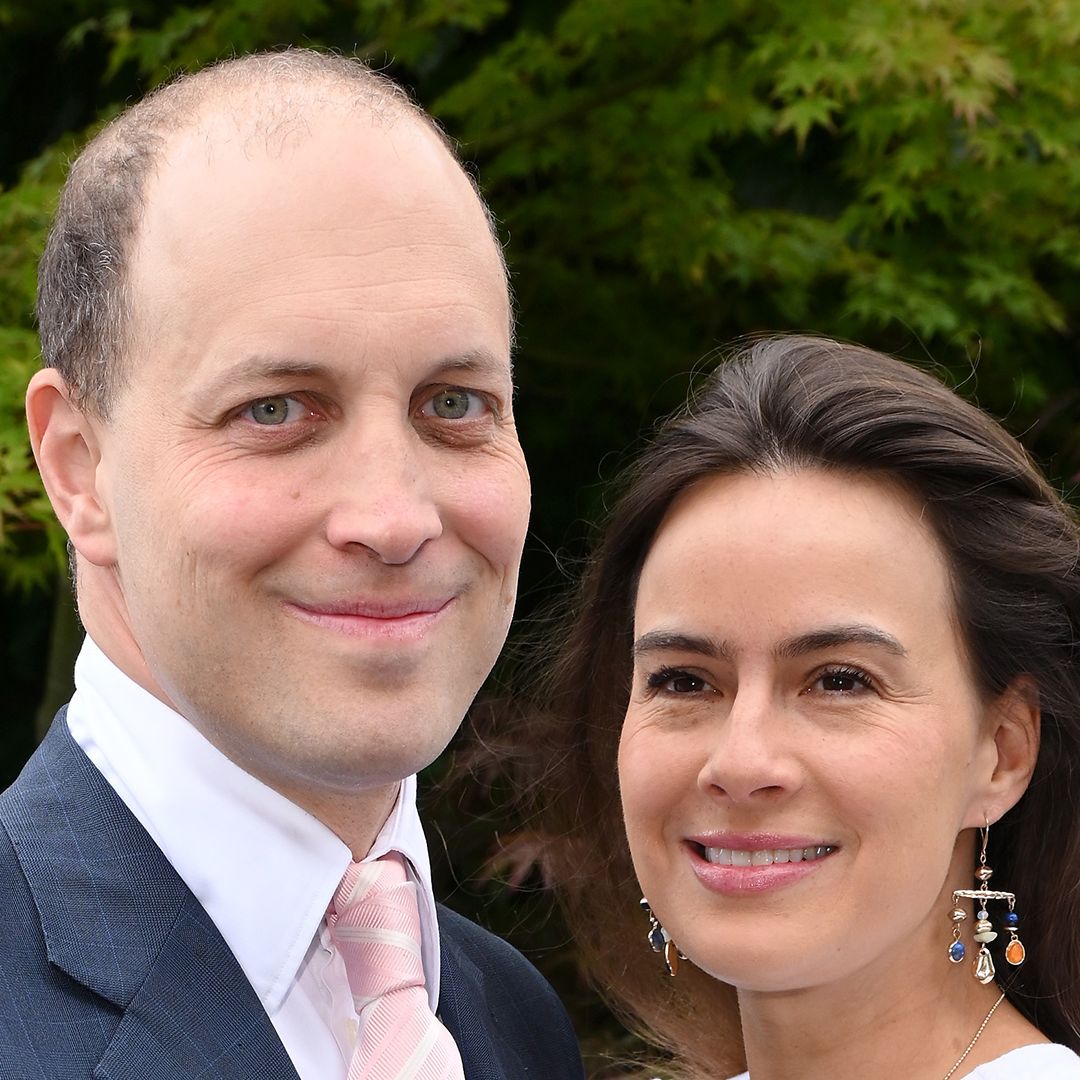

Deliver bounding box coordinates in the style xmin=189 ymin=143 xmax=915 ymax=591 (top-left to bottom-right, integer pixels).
xmin=949 ymin=820 xmax=1026 ymax=982
xmin=640 ymin=897 xmax=686 ymax=977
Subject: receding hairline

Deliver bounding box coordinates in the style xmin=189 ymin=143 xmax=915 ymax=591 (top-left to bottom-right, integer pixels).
xmin=38 ymin=49 xmax=511 ymax=417
xmin=83 ymin=51 xmax=482 ymax=241
xmin=96 ymin=49 xmax=446 ymax=142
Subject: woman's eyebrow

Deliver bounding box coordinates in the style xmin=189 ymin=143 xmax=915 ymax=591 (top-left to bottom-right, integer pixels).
xmin=632 ymin=630 xmax=731 ymax=660
xmin=774 ymin=625 xmax=907 ymax=658
xmin=631 ymin=625 xmax=906 ymax=661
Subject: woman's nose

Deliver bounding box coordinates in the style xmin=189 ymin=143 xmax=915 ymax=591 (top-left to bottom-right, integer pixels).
xmin=696 ymin=690 xmax=804 ymax=804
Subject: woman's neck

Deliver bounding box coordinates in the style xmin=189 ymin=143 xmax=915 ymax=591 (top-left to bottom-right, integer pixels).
xmin=736 ymin=961 xmax=1042 ymax=1080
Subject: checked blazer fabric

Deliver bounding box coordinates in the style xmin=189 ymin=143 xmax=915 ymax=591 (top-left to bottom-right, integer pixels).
xmin=0 ymin=710 xmax=586 ymax=1080
xmin=328 ymin=854 xmax=464 ymax=1079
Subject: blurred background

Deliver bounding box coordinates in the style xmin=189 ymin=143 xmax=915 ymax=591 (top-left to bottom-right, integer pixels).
xmin=2 ymin=1 xmax=1079 ymax=1073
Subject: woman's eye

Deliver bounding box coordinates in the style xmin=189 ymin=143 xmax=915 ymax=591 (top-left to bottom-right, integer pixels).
xmin=646 ymin=669 xmax=709 ymax=694
xmin=243 ymin=396 xmax=309 ymax=426
xmin=420 ymin=388 xmax=488 ymax=421
xmin=813 ymin=667 xmax=873 ymax=695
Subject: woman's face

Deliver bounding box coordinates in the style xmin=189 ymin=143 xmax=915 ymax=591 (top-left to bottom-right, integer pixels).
xmin=619 ymin=467 xmax=1005 ymax=992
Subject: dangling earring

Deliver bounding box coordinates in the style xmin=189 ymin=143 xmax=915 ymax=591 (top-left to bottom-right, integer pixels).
xmin=950 ymin=817 xmax=1026 ymax=983
xmin=639 ymin=897 xmax=686 ymax=977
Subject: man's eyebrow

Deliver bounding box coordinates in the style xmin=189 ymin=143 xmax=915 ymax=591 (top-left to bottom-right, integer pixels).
xmin=196 ymin=350 xmax=513 ymax=398
xmin=774 ymin=625 xmax=907 ymax=659
xmin=198 ymin=357 xmax=330 ymax=397
xmin=632 ymin=630 xmax=733 ymax=661
xmin=427 ymin=349 xmax=514 ymax=383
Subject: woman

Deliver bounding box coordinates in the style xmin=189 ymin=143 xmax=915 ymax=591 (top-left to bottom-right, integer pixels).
xmin=525 ymin=337 xmax=1080 ymax=1078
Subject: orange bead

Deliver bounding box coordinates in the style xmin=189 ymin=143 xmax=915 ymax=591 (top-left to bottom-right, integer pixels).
xmin=1006 ymin=940 xmax=1026 ymax=966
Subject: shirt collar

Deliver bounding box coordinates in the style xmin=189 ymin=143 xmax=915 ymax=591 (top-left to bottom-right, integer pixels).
xmin=65 ymin=634 xmax=440 ymax=1012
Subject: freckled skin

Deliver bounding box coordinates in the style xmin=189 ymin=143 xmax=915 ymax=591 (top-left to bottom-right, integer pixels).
xmin=71 ymin=108 xmax=530 ymax=851
xmin=619 ymin=469 xmax=1002 ymax=994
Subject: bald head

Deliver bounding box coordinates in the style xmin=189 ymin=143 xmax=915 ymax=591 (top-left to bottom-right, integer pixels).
xmin=36 ymin=49 xmax=507 ymax=417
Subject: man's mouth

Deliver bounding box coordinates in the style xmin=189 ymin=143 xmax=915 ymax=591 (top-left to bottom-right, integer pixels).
xmin=281 ymin=595 xmax=458 ymax=642
xmin=290 ymin=596 xmax=454 ymax=619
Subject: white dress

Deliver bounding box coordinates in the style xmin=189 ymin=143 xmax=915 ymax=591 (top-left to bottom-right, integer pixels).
xmin=726 ymin=1042 xmax=1080 ymax=1079
xmin=966 ymin=1045 xmax=1080 ymax=1078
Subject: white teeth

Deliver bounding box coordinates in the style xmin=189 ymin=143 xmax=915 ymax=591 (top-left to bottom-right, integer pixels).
xmin=703 ymin=845 xmax=835 ymax=866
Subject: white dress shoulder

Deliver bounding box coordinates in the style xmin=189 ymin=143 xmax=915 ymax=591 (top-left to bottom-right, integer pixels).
xmin=966 ymin=1043 xmax=1080 ymax=1077
xmin=725 ymin=1042 xmax=1080 ymax=1079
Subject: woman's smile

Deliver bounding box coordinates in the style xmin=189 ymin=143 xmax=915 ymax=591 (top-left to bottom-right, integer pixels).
xmin=699 ymin=844 xmax=837 ymax=865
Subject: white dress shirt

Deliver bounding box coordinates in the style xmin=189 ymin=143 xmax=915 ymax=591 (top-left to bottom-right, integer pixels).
xmin=66 ymin=634 xmax=443 ymax=1080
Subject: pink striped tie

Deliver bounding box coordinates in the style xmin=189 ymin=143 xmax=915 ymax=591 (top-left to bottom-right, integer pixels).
xmin=328 ymin=853 xmax=464 ymax=1080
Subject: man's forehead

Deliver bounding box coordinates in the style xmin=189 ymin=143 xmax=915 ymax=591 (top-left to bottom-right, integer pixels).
xmin=131 ymin=100 xmax=482 ymax=276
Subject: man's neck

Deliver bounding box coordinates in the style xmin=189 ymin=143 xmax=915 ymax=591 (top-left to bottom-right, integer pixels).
xmin=276 ymin=779 xmax=401 ymax=862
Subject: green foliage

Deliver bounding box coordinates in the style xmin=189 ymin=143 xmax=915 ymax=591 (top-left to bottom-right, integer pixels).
xmin=0 ymin=144 xmax=67 ymax=591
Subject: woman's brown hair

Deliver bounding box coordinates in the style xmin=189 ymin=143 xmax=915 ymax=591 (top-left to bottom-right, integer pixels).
xmin=519 ymin=335 xmax=1080 ymax=1076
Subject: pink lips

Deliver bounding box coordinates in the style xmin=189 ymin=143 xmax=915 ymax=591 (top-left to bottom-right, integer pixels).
xmin=283 ymin=596 xmax=455 ymax=640
xmin=686 ymin=832 xmax=839 ymax=897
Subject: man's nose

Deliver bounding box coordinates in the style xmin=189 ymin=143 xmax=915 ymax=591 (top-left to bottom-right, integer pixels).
xmin=323 ymin=419 xmax=444 ymax=565
xmin=695 ymin=688 xmax=803 ymax=804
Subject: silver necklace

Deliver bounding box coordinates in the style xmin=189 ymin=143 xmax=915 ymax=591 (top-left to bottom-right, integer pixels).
xmin=941 ymin=991 xmax=1006 ymax=1080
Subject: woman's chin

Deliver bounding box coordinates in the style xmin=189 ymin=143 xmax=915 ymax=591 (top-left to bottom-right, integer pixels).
xmin=682 ymin=946 xmax=845 ymax=995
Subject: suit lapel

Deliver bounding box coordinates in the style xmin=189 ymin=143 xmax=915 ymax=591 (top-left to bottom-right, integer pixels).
xmin=437 ymin=906 xmax=530 ymax=1080
xmin=96 ymin=890 xmax=300 ymax=1080
xmin=0 ymin=715 xmax=299 ymax=1080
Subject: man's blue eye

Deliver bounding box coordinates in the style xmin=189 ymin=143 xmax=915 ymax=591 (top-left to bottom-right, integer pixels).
xmin=425 ymin=389 xmax=484 ymax=420
xmin=246 ymin=396 xmax=299 ymax=425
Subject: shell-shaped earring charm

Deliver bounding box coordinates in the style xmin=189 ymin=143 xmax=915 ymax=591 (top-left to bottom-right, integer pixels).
xmin=974 ymin=947 xmax=996 ymax=984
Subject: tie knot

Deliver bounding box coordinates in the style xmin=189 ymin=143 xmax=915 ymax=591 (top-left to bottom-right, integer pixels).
xmin=331 ymin=852 xmax=409 ymax=918
xmin=329 ymin=852 xmax=426 ymax=1004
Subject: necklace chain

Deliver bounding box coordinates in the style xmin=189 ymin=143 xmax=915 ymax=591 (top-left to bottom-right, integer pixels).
xmin=941 ymin=991 xmax=1006 ymax=1080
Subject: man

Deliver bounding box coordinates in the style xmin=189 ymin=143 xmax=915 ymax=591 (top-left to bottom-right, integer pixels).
xmin=1 ymin=50 xmax=584 ymax=1080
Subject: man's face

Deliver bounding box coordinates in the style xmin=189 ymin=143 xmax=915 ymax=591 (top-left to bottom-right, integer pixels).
xmin=89 ymin=108 xmax=529 ymax=809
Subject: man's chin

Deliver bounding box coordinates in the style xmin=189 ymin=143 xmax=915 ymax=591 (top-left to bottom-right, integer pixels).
xmin=260 ymin=726 xmax=461 ymax=791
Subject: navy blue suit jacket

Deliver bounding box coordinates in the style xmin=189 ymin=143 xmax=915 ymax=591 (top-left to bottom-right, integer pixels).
xmin=0 ymin=713 xmax=585 ymax=1080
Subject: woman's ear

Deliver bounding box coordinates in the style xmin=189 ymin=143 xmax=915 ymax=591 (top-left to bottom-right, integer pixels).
xmin=966 ymin=676 xmax=1040 ymax=827
xmin=26 ymin=368 xmax=117 ymax=567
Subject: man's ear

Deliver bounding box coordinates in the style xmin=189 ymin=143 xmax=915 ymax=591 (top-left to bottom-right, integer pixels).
xmin=26 ymin=368 xmax=117 ymax=567
xmin=965 ymin=676 xmax=1041 ymax=827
